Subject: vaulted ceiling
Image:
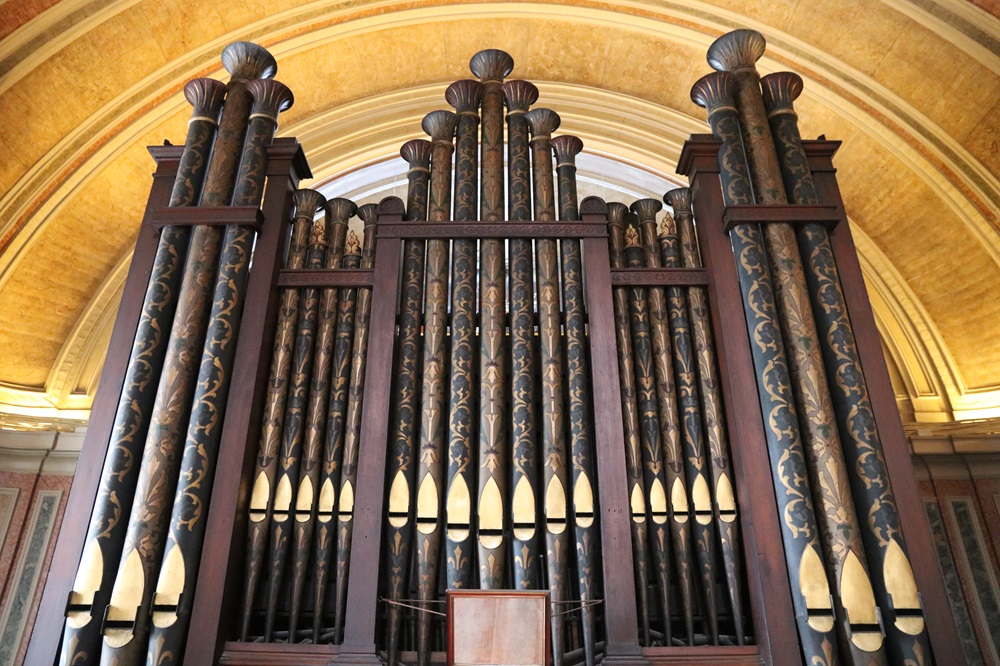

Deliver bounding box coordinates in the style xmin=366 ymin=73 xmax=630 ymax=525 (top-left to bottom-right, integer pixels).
xmin=1 ymin=0 xmax=999 ymax=431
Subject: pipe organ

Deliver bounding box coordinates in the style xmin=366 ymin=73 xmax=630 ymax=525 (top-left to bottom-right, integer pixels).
xmin=31 ymin=28 xmax=964 ymax=666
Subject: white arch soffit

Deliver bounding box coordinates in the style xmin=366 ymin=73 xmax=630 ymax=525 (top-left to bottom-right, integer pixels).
xmin=291 ymin=82 xmax=700 ymax=188
xmin=3 ymin=1 xmax=1000 ymax=286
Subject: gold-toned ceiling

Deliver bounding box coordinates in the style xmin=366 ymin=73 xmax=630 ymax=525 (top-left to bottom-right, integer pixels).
xmin=0 ymin=0 xmax=999 ymax=430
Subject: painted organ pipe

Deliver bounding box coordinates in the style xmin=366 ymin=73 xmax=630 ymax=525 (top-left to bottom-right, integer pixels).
xmin=552 ymin=134 xmax=601 ymax=666
xmin=760 ymin=71 xmax=930 ymax=663
xmin=152 ymin=76 xmax=294 ymax=662
xmin=263 ymin=189 xmax=329 ymax=641
xmin=415 ymin=110 xmax=458 ymax=665
xmin=333 ymin=203 xmax=379 ymax=642
xmin=662 ymin=188 xmax=746 ymax=643
xmin=60 ymin=77 xmax=226 ymax=666
xmin=241 ymin=190 xmax=330 ymax=639
xmin=230 ymin=54 xmax=299 ymax=643
xmin=471 ymin=49 xmax=514 ymax=590
xmin=445 ymin=80 xmax=483 ymax=593
xmin=606 ymin=204 xmax=653 ymax=647
xmin=707 ymin=30 xmax=886 ymax=663
xmin=313 ymin=230 xmax=362 ymax=640
xmin=691 ymin=71 xmax=838 ymax=664
xmin=383 ymin=138 xmax=431 ymax=663
xmin=640 ymin=197 xmax=723 ymax=644
xmin=621 ymin=218 xmax=677 ymax=645
xmin=503 ymin=78 xmax=541 ymax=592
xmin=526 ymin=107 xmax=571 ymax=665
xmin=287 ymin=198 xmax=353 ymax=641
xmin=102 ymin=69 xmax=288 ymax=666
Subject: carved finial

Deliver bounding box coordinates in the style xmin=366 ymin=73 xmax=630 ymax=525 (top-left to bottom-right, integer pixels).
xmin=311 ymin=217 xmax=327 ymax=246
xmin=552 ymin=135 xmax=584 ymax=165
xmin=247 ymin=79 xmax=294 ymax=124
xmin=400 ymin=139 xmax=432 ymax=169
xmin=421 ymin=110 xmax=458 ymax=142
xmin=184 ymin=78 xmax=227 ymax=124
xmin=345 ymin=230 xmax=361 ymax=255
xmin=358 ymin=203 xmax=380 ymax=226
xmin=707 ymin=29 xmax=766 ymax=74
xmin=525 ymin=108 xmax=560 ymax=139
xmin=221 ymin=41 xmax=278 ymax=82
xmin=690 ymin=72 xmax=739 ymax=118
xmin=502 ymin=80 xmax=538 ymax=114
xmin=624 ymin=224 xmax=641 ymax=247
xmin=607 ymin=202 xmax=629 ymax=228
xmin=446 ymin=80 xmax=484 ymax=115
xmin=630 ymin=198 xmax=662 ymax=222
xmin=761 ymin=72 xmax=804 ymax=117
xmin=326 ymin=197 xmax=357 ymax=222
xmin=470 ymin=49 xmax=514 ymax=83
xmin=659 ymin=212 xmax=676 ymax=237
xmin=664 ymin=188 xmax=692 ymax=214
xmin=292 ymin=189 xmax=326 ymax=219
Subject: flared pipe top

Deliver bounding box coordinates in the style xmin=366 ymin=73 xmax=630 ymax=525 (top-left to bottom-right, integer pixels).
xmin=446 ymin=80 xmax=484 ymax=115
xmin=690 ymin=71 xmax=739 ymax=117
xmin=247 ymin=79 xmax=294 ymax=123
xmin=551 ymin=135 xmax=584 ymax=165
xmin=761 ymin=72 xmax=804 ymax=116
xmin=706 ymin=29 xmax=766 ymax=74
xmin=184 ymin=78 xmax=227 ymax=124
xmin=525 ymin=108 xmax=560 ymax=139
xmin=630 ymin=198 xmax=662 ymax=222
xmin=421 ymin=110 xmax=458 ymax=142
xmin=400 ymin=139 xmax=432 ymax=169
xmin=502 ymin=80 xmax=538 ymax=114
xmin=326 ymin=197 xmax=358 ymax=222
xmin=470 ymin=49 xmax=514 ymax=82
xmin=221 ymin=41 xmax=278 ymax=81
xmin=292 ymin=189 xmax=326 ymax=219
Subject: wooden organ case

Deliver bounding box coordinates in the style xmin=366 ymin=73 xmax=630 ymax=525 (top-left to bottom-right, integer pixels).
xmin=28 ymin=30 xmax=965 ymax=666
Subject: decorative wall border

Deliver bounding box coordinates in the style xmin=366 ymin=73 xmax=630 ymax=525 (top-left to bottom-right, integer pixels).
xmin=0 ymin=489 xmax=62 ymax=666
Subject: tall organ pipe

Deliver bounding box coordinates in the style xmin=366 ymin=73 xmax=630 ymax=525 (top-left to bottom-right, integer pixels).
xmin=444 ymin=81 xmax=483 ymax=593
xmin=263 ymin=190 xmax=329 ymax=641
xmin=663 ymin=188 xmax=746 ymax=643
xmin=691 ymin=70 xmax=839 ymax=665
xmin=637 ymin=197 xmax=720 ymax=642
xmin=707 ymin=30 xmax=886 ymax=663
xmin=312 ymin=231 xmax=362 ymax=640
xmin=414 ymin=110 xmax=458 ymax=665
xmin=332 ymin=204 xmax=379 ymax=642
xmin=503 ymin=79 xmax=541 ymax=592
xmin=471 ymin=49 xmax=514 ymax=590
xmin=606 ymin=204 xmax=652 ymax=646
xmin=59 ymin=77 xmax=226 ymax=666
xmin=552 ymin=134 xmax=601 ymax=665
xmin=527 ymin=107 xmax=571 ymax=665
xmin=102 ymin=73 xmax=290 ymax=666
xmin=621 ymin=217 xmax=676 ymax=645
xmin=287 ymin=198 xmax=353 ymax=641
xmin=761 ymin=70 xmax=930 ymax=663
xmin=383 ymin=139 xmax=431 ymax=663
xmin=242 ymin=190 xmax=324 ymax=638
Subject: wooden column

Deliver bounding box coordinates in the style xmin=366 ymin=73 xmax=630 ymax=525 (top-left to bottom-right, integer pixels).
xmin=807 ymin=140 xmax=966 ymax=664
xmin=24 ymin=146 xmax=180 ymax=666
xmin=184 ymin=138 xmax=310 ymax=665
xmin=677 ymin=136 xmax=800 ymax=666
xmin=335 ymin=197 xmax=405 ymax=663
xmin=579 ymin=198 xmax=644 ymax=664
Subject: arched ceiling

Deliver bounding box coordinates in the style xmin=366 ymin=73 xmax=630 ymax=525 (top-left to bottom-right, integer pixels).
xmin=0 ymin=0 xmax=999 ymax=430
